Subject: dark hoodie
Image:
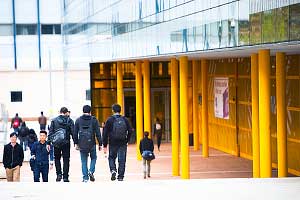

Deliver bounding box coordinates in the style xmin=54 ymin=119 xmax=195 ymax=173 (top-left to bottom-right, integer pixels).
xmin=74 ymin=114 xmax=102 ymax=146
xmin=48 ymin=115 xmax=74 ymax=143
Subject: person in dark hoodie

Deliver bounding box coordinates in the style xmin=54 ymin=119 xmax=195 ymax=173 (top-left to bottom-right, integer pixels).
xmin=18 ymin=122 xmax=30 ymax=151
xmin=74 ymin=105 xmax=102 ymax=182
xmin=103 ymin=104 xmax=133 ymax=181
xmin=139 ymin=131 xmax=154 ymax=179
xmin=48 ymin=107 xmax=74 ymax=182
xmin=31 ymin=130 xmax=54 ymax=182
xmin=2 ymin=132 xmax=24 ymax=182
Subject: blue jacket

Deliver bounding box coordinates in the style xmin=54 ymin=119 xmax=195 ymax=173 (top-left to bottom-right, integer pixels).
xmin=31 ymin=141 xmax=54 ymax=165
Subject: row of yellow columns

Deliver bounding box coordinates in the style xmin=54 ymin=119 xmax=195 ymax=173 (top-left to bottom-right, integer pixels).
xmin=251 ymin=50 xmax=287 ymax=178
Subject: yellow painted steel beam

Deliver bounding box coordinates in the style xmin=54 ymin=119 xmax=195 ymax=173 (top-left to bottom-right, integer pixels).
xmin=135 ymin=61 xmax=143 ymax=161
xmin=192 ymin=60 xmax=199 ymax=151
xmin=179 ymin=56 xmax=190 ymax=179
xmin=276 ymin=52 xmax=288 ymax=177
xmin=143 ymin=60 xmax=151 ymax=138
xmin=258 ymin=49 xmax=272 ymax=178
xmin=201 ymin=59 xmax=209 ymax=158
xmin=251 ymin=53 xmax=260 ymax=178
xmin=117 ymin=61 xmax=123 ymax=114
xmin=171 ymin=58 xmax=180 ymax=176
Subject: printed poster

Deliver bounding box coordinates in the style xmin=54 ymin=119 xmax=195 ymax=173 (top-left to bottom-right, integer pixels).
xmin=214 ymin=78 xmax=229 ymax=119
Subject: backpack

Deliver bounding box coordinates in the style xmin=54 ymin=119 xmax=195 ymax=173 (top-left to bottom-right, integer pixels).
xmin=111 ymin=115 xmax=127 ymax=141
xmin=48 ymin=118 xmax=69 ymax=148
xmin=78 ymin=118 xmax=94 ymax=153
xmin=13 ymin=118 xmax=20 ymax=128
xmin=19 ymin=126 xmax=28 ymax=137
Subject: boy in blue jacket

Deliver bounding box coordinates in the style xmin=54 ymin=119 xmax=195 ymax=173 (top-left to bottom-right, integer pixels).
xmin=31 ymin=130 xmax=54 ymax=182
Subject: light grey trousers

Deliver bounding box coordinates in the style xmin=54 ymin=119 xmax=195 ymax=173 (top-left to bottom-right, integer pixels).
xmin=143 ymin=158 xmax=151 ymax=177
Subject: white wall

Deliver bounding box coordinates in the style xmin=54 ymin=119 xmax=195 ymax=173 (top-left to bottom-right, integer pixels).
xmin=40 ymin=0 xmax=62 ymax=24
xmin=0 ymin=0 xmax=12 ymax=23
xmin=15 ymin=0 xmax=37 ymax=23
xmin=0 ymin=70 xmax=90 ymax=120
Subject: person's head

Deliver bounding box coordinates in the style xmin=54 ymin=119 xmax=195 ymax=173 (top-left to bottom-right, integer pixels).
xmin=156 ymin=117 xmax=160 ymax=123
xmin=83 ymin=105 xmax=91 ymax=114
xmin=39 ymin=130 xmax=47 ymax=142
xmin=29 ymin=129 xmax=36 ymax=135
xmin=41 ymin=111 xmax=43 ymax=115
xmin=101 ymin=122 xmax=105 ymax=127
xmin=112 ymin=104 xmax=121 ymax=114
xmin=21 ymin=121 xmax=26 ymax=127
xmin=60 ymin=107 xmax=69 ymax=115
xmin=144 ymin=131 xmax=149 ymax=138
xmin=15 ymin=113 xmax=18 ymax=117
xmin=10 ymin=132 xmax=18 ymax=143
xmin=66 ymin=111 xmax=71 ymax=117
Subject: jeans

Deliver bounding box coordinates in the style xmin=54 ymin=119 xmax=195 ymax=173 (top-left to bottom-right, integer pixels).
xmin=40 ymin=124 xmax=46 ymax=131
xmin=54 ymin=143 xmax=70 ymax=179
xmin=33 ymin=163 xmax=49 ymax=182
xmin=108 ymin=144 xmax=127 ymax=180
xmin=80 ymin=145 xmax=97 ymax=181
xmin=19 ymin=136 xmax=28 ymax=151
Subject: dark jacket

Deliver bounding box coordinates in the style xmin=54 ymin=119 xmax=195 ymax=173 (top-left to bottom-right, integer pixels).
xmin=31 ymin=141 xmax=54 ymax=165
xmin=74 ymin=114 xmax=102 ymax=146
xmin=2 ymin=143 xmax=24 ymax=169
xmin=48 ymin=115 xmax=74 ymax=143
xmin=139 ymin=137 xmax=154 ymax=155
xmin=18 ymin=124 xmax=29 ymax=138
xmin=103 ymin=114 xmax=133 ymax=147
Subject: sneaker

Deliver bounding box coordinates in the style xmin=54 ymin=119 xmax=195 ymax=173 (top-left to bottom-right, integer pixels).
xmin=111 ymin=171 xmax=117 ymax=181
xmin=117 ymin=178 xmax=123 ymax=181
xmin=63 ymin=178 xmax=70 ymax=182
xmin=56 ymin=175 xmax=62 ymax=182
xmin=88 ymin=172 xmax=95 ymax=182
xmin=82 ymin=179 xmax=88 ymax=183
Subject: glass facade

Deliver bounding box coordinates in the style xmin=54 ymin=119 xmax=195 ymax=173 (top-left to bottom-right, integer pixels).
xmin=63 ymin=0 xmax=300 ymax=66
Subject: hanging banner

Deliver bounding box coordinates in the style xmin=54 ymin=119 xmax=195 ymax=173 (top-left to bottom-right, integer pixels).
xmin=214 ymin=78 xmax=229 ymax=119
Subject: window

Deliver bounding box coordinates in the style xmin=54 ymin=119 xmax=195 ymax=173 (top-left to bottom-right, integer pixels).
xmin=41 ymin=25 xmax=53 ymax=34
xmin=0 ymin=24 xmax=13 ymax=36
xmin=86 ymin=90 xmax=91 ymax=101
xmin=16 ymin=24 xmax=37 ymax=35
xmin=11 ymin=91 xmax=22 ymax=102
xmin=54 ymin=25 xmax=61 ymax=34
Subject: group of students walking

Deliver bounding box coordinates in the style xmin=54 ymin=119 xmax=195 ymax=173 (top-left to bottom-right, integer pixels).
xmin=2 ymin=104 xmax=158 ymax=182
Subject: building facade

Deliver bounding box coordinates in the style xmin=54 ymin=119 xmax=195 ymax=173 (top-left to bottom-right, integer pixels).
xmin=62 ymin=0 xmax=300 ymax=179
xmin=0 ymin=0 xmax=90 ymax=119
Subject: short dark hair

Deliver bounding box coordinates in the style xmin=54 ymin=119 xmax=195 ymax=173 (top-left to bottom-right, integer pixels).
xmin=10 ymin=132 xmax=17 ymax=138
xmin=40 ymin=130 xmax=47 ymax=135
xmin=60 ymin=107 xmax=69 ymax=114
xmin=41 ymin=111 xmax=43 ymax=115
xmin=112 ymin=104 xmax=121 ymax=113
xmin=16 ymin=113 xmax=18 ymax=117
xmin=144 ymin=131 xmax=149 ymax=137
xmin=83 ymin=105 xmax=91 ymax=113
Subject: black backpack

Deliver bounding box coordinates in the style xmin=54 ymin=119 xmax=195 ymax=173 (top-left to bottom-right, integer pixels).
xmin=78 ymin=118 xmax=94 ymax=153
xmin=49 ymin=118 xmax=69 ymax=148
xmin=19 ymin=126 xmax=28 ymax=137
xmin=111 ymin=115 xmax=127 ymax=141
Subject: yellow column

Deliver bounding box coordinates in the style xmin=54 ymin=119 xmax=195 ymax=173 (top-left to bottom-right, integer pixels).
xmin=258 ymin=49 xmax=271 ymax=178
xmin=192 ymin=60 xmax=199 ymax=151
xmin=251 ymin=54 xmax=260 ymax=178
xmin=171 ymin=58 xmax=179 ymax=176
xmin=276 ymin=52 xmax=287 ymax=177
xmin=143 ymin=60 xmax=151 ymax=137
xmin=136 ymin=61 xmax=143 ymax=161
xmin=201 ymin=59 xmax=209 ymax=158
xmin=179 ymin=56 xmax=190 ymax=179
xmin=117 ymin=61 xmax=123 ymax=114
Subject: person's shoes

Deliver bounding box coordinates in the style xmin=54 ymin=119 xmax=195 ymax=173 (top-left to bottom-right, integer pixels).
xmin=111 ymin=171 xmax=117 ymax=181
xmin=148 ymin=174 xmax=151 ymax=178
xmin=117 ymin=178 xmax=123 ymax=181
xmin=56 ymin=175 xmax=62 ymax=182
xmin=63 ymin=178 xmax=70 ymax=182
xmin=144 ymin=175 xmax=146 ymax=179
xmin=88 ymin=172 xmax=95 ymax=182
xmin=82 ymin=179 xmax=88 ymax=183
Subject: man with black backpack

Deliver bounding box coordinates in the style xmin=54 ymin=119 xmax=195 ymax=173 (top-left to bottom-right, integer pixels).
xmin=74 ymin=105 xmax=102 ymax=182
xmin=48 ymin=107 xmax=74 ymax=182
xmin=103 ymin=104 xmax=133 ymax=181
